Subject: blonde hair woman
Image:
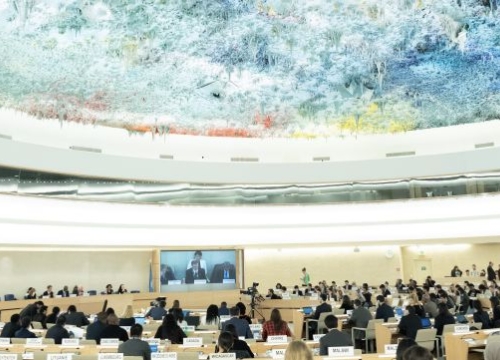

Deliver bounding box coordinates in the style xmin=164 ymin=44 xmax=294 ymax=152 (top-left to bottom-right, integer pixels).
xmin=119 ymin=305 xmax=135 ymax=326
xmin=285 ymin=340 xmax=313 ymax=360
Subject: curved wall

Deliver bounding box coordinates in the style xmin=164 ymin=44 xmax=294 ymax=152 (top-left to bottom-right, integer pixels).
xmin=0 ymin=109 xmax=500 ymax=184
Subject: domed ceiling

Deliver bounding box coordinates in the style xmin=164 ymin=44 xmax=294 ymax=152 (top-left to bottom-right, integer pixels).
xmin=0 ymin=0 xmax=499 ymax=138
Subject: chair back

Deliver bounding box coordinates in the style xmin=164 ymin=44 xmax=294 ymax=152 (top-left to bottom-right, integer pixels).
xmin=333 ymin=308 xmax=345 ymax=315
xmin=470 ymin=322 xmax=483 ymax=330
xmin=4 ymin=294 xmax=16 ymax=301
xmin=31 ymin=321 xmax=43 ymax=329
xmin=87 ymin=290 xmax=97 ymax=296
xmin=415 ymin=328 xmax=437 ymax=351
xmin=365 ymin=319 xmax=384 ymax=339
xmin=442 ymin=324 xmax=457 ymax=335
xmin=317 ymin=312 xmax=334 ymax=334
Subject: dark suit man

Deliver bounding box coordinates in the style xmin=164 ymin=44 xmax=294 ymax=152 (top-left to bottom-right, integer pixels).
xmin=488 ymin=262 xmax=496 ymax=281
xmin=210 ymin=262 xmax=236 ymax=283
xmin=65 ymin=305 xmax=90 ymax=327
xmin=185 ymin=260 xmax=206 ymax=284
xmin=14 ymin=317 xmax=37 ymax=338
xmin=145 ymin=300 xmax=168 ymax=320
xmin=309 ymin=293 xmax=333 ymax=337
xmin=0 ymin=314 xmax=21 ymax=338
xmin=349 ymin=299 xmax=373 ymax=342
xmin=398 ymin=306 xmax=422 ymax=339
xmin=222 ymin=306 xmax=253 ymax=339
xmin=57 ymin=286 xmax=70 ymax=297
xmin=45 ymin=315 xmax=70 ymax=344
xmin=86 ymin=312 xmax=107 ymax=344
xmin=319 ymin=315 xmax=353 ymax=355
xmin=375 ymin=295 xmax=395 ymax=322
xmin=19 ymin=301 xmax=44 ymax=320
xmin=118 ymin=324 xmax=151 ymax=360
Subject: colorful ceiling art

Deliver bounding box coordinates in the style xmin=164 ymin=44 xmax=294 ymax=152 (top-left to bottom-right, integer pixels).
xmin=0 ymin=0 xmax=499 ymax=138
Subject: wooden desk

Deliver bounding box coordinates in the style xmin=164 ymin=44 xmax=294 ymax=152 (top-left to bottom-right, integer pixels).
xmin=444 ymin=330 xmax=488 ymax=360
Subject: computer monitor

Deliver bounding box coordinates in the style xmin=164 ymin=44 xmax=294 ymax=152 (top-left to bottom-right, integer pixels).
xmin=421 ymin=317 xmax=431 ymax=329
xmin=302 ymin=307 xmax=313 ymax=315
xmin=134 ymin=316 xmax=146 ymax=325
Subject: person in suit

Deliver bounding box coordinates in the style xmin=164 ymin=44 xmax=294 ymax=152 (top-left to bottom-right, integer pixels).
xmin=398 ymin=306 xmax=422 ymax=340
xmin=292 ymin=285 xmax=303 ymax=296
xmin=488 ymin=261 xmax=497 ymax=282
xmin=375 ymin=295 xmax=395 ymax=322
xmin=24 ymin=287 xmax=37 ymax=300
xmin=0 ymin=313 xmax=21 ymax=338
xmin=309 ymin=293 xmax=332 ymax=337
xmin=19 ymin=300 xmax=44 ymax=320
xmin=86 ymin=311 xmax=107 ymax=344
xmin=319 ymin=315 xmax=353 ymax=355
xmin=349 ymin=299 xmax=373 ymax=348
xmin=14 ymin=317 xmax=37 ymax=338
xmin=45 ymin=315 xmax=70 ymax=344
xmin=222 ymin=306 xmax=253 ymax=339
xmin=160 ymin=264 xmax=176 ymax=284
xmin=185 ymin=260 xmax=206 ymax=284
xmin=145 ymin=300 xmax=168 ymax=320
xmin=57 ymin=286 xmax=70 ymax=297
xmin=100 ymin=314 xmax=129 ymax=342
xmin=46 ymin=307 xmax=61 ymax=324
xmin=219 ymin=301 xmax=230 ymax=316
xmin=118 ymin=324 xmax=151 ymax=360
xmin=41 ymin=285 xmax=54 ymax=298
xmin=210 ymin=262 xmax=236 ymax=283
xmin=65 ymin=305 xmax=90 ymax=327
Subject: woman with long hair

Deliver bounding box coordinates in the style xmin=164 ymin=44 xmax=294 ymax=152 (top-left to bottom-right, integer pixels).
xmin=284 ymin=340 xmax=313 ymax=360
xmin=339 ymin=295 xmax=354 ymax=314
xmin=262 ymin=308 xmax=292 ymax=341
xmin=205 ymin=304 xmax=220 ymax=326
xmin=215 ymin=331 xmax=252 ymax=358
xmin=154 ymin=313 xmax=187 ymax=343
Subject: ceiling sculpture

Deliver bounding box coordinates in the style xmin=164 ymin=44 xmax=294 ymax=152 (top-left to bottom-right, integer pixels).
xmin=0 ymin=0 xmax=499 ymax=138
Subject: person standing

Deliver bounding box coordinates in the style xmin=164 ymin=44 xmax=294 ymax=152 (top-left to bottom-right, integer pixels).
xmin=488 ymin=262 xmax=497 ymax=282
xmin=301 ymin=268 xmax=310 ymax=286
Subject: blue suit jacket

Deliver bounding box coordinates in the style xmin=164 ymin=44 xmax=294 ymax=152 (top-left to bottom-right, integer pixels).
xmin=222 ymin=317 xmax=253 ymax=339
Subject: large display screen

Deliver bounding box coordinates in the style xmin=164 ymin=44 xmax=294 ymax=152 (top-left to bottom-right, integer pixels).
xmin=160 ymin=250 xmax=238 ymax=292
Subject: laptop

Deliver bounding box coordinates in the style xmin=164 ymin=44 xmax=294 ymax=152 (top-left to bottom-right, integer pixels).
xmin=302 ymin=307 xmax=313 ymax=315
xmin=134 ymin=316 xmax=146 ymax=325
xmin=421 ymin=317 xmax=432 ymax=329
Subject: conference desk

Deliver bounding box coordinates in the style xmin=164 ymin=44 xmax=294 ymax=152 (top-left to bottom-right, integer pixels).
xmin=443 ymin=329 xmax=493 ymax=360
xmin=0 ymin=291 xmax=242 ymax=322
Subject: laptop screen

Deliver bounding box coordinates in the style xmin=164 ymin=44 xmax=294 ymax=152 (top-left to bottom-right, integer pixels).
xmin=302 ymin=307 xmax=313 ymax=315
xmin=421 ymin=317 xmax=431 ymax=328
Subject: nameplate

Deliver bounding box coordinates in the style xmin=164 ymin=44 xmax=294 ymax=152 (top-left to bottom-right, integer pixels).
xmin=25 ymin=338 xmax=42 ymax=346
xmin=267 ymin=335 xmax=288 ymax=344
xmin=183 ymin=337 xmax=203 ymax=347
xmin=222 ymin=279 xmax=235 ymax=284
xmin=328 ymin=346 xmax=355 ymax=357
xmin=152 ymin=353 xmax=177 ymax=360
xmin=0 ymin=338 xmax=11 ymax=345
xmin=194 ymin=280 xmax=207 ymax=284
xmin=249 ymin=324 xmax=262 ymax=331
xmin=454 ymin=325 xmax=470 ymax=333
xmin=271 ymin=349 xmax=286 ymax=359
xmin=147 ymin=339 xmax=161 ymax=346
xmin=313 ymin=334 xmax=325 ymax=341
xmin=0 ymin=355 xmax=17 ymax=360
xmin=384 ymin=344 xmax=398 ymax=354
xmin=98 ymin=354 xmax=123 ymax=360
xmin=62 ymin=339 xmax=80 ymax=346
xmin=209 ymin=354 xmax=236 ymax=360
xmin=21 ymin=354 xmax=33 ymax=360
xmin=181 ymin=326 xmax=195 ymax=332
xmin=100 ymin=339 xmax=120 ymax=347
xmin=47 ymin=354 xmax=73 ymax=360
xmin=168 ymin=280 xmax=181 ymax=285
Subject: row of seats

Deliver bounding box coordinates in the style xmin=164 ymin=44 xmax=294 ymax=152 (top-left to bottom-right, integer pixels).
xmin=2 ymin=291 xmax=142 ymax=301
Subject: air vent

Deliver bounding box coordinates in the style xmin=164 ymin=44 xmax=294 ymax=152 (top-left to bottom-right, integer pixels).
xmin=313 ymin=156 xmax=330 ymax=162
xmin=475 ymin=142 xmax=494 ymax=149
xmin=69 ymin=146 xmax=102 ymax=153
xmin=386 ymin=151 xmax=416 ymax=158
xmin=0 ymin=133 xmax=12 ymax=140
xmin=159 ymin=154 xmax=174 ymax=160
xmin=230 ymin=157 xmax=259 ymax=162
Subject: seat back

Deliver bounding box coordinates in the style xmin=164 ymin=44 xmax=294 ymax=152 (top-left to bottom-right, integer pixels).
xmin=317 ymin=312 xmax=334 ymax=334
xmin=365 ymin=319 xmax=384 ymax=339
xmin=87 ymin=290 xmax=97 ymax=296
xmin=4 ymin=294 xmax=16 ymax=301
xmin=333 ymin=308 xmax=345 ymax=315
xmin=442 ymin=324 xmax=457 ymax=335
xmin=415 ymin=328 xmax=437 ymax=351
xmin=470 ymin=322 xmax=483 ymax=330
xmin=31 ymin=321 xmax=43 ymax=329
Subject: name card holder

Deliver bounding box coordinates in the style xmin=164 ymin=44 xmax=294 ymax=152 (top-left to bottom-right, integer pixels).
xmin=327 ymin=346 xmax=355 ymax=357
xmin=100 ymin=339 xmax=120 ymax=347
xmin=271 ymin=349 xmax=286 ymax=359
xmin=0 ymin=338 xmax=11 ymax=346
xmin=47 ymin=354 xmax=73 ymax=360
xmin=21 ymin=354 xmax=33 ymax=360
xmin=208 ymin=354 xmax=236 ymax=360
xmin=267 ymin=335 xmax=288 ymax=344
xmin=152 ymin=353 xmax=177 ymax=360
xmin=181 ymin=326 xmax=195 ymax=333
xmin=25 ymin=338 xmax=43 ymax=346
xmin=384 ymin=344 xmax=398 ymax=355
xmin=182 ymin=337 xmax=203 ymax=347
xmin=62 ymin=339 xmax=80 ymax=346
xmin=454 ymin=325 xmax=470 ymax=333
xmin=0 ymin=354 xmax=17 ymax=360
xmin=312 ymin=334 xmax=325 ymax=342
xmin=97 ymin=354 xmax=124 ymax=360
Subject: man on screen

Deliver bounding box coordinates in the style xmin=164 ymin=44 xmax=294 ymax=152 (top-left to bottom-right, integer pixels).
xmin=185 ymin=260 xmax=206 ymax=284
xmin=210 ymin=261 xmax=236 ymax=283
